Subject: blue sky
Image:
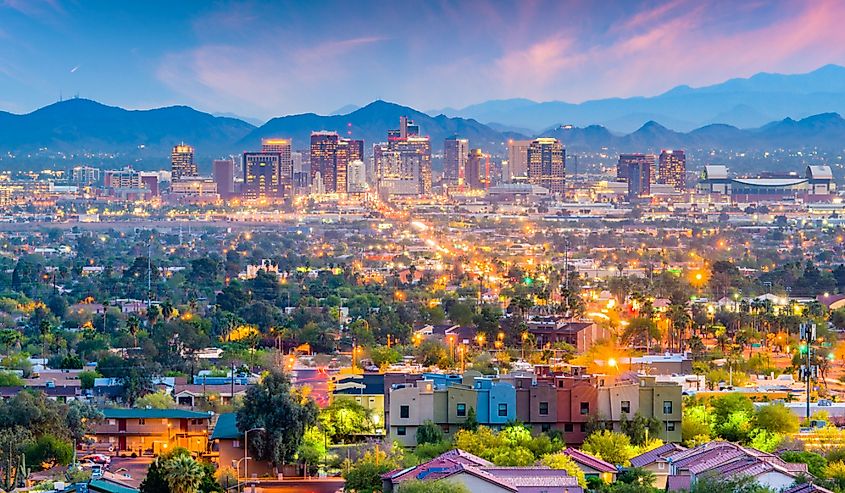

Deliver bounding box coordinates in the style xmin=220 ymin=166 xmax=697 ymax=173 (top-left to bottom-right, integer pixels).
xmin=2 ymin=0 xmax=845 ymax=122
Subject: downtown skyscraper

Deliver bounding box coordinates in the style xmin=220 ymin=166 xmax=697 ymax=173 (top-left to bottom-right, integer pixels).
xmin=375 ymin=117 xmax=431 ymax=196
xmin=527 ymin=138 xmax=565 ymax=195
xmin=444 ymin=136 xmax=468 ymax=185
xmin=658 ymin=150 xmax=686 ymax=191
xmin=309 ymin=132 xmax=364 ymax=194
xmin=171 ymin=144 xmax=197 ymax=181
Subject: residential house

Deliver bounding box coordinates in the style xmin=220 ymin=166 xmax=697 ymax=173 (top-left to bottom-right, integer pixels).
xmin=629 ymin=442 xmax=687 ymax=489
xmin=382 ymin=449 xmax=583 ymax=493
xmin=210 ymin=413 xmax=274 ymax=478
xmin=90 ymin=409 xmax=211 ymax=456
xmin=332 ymin=373 xmax=386 ymax=433
xmin=527 ymin=316 xmax=606 ymax=352
xmin=562 ymin=448 xmax=617 ymax=483
xmin=664 ymin=442 xmax=808 ymax=492
xmin=173 ymin=383 xmax=249 ymax=408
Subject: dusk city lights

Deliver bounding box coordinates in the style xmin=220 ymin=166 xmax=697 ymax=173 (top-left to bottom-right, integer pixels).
xmin=3 ymin=2 xmax=845 ymax=493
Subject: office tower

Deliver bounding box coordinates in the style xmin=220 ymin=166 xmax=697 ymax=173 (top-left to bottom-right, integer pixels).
xmin=507 ymin=140 xmax=531 ymax=181
xmin=139 ymin=173 xmax=159 ymax=196
xmin=71 ymin=166 xmax=100 ymax=186
xmin=376 ymin=117 xmax=432 ymax=195
xmin=310 ymin=132 xmax=340 ymax=193
xmin=242 ymin=152 xmax=281 ymax=200
xmin=444 ymin=137 xmax=469 ymax=185
xmin=658 ymin=150 xmax=686 ymax=191
xmin=347 ymin=160 xmax=368 ymax=193
xmin=171 ymin=144 xmax=197 ymax=181
xmin=527 ymin=138 xmax=565 ymax=195
xmin=104 ymin=167 xmax=141 ymax=189
xmin=626 ymin=157 xmax=651 ymax=199
xmin=291 ymin=151 xmax=304 ymax=174
xmin=466 ymin=148 xmax=489 ymax=190
xmin=261 ymin=138 xmax=293 ymax=187
xmin=213 ymin=159 xmax=235 ymax=199
xmin=346 ymin=139 xmax=364 ymax=162
xmin=616 ymin=154 xmax=655 ymax=200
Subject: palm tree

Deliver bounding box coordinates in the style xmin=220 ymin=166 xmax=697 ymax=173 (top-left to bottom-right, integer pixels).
xmin=163 ymin=454 xmax=205 ymax=493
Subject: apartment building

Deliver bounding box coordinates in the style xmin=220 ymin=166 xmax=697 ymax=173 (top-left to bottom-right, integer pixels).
xmin=388 ymin=373 xmax=516 ymax=446
xmin=91 ymin=409 xmax=211 ymax=455
xmin=597 ymin=374 xmax=683 ymax=442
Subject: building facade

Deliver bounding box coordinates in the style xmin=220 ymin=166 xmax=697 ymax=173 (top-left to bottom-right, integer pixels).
xmin=444 ymin=137 xmax=469 ymax=185
xmin=527 ymin=138 xmax=565 ymax=195
xmin=171 ymin=144 xmax=197 ymax=181
xmin=507 ymin=140 xmax=532 ymax=181
xmin=242 ymin=152 xmax=282 ymax=200
xmin=658 ymin=150 xmax=686 ymax=191
xmin=91 ymin=409 xmax=211 ymax=456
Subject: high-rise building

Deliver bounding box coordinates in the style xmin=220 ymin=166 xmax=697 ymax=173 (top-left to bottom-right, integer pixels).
xmin=507 ymin=140 xmax=532 ymax=181
xmin=71 ymin=166 xmax=100 ymax=186
xmin=444 ymin=137 xmax=469 ymax=185
xmin=213 ymin=159 xmax=235 ymax=199
xmin=171 ymin=144 xmax=197 ymax=181
xmin=527 ymin=138 xmax=565 ymax=195
xmin=242 ymin=152 xmax=282 ymax=200
xmin=466 ymin=148 xmax=489 ymax=190
xmin=310 ymin=132 xmax=339 ymax=193
xmin=376 ymin=118 xmax=431 ymax=195
xmin=618 ymin=154 xmax=656 ymax=199
xmin=347 ymin=160 xmax=368 ymax=193
xmin=308 ymin=133 xmax=363 ymax=194
xmin=261 ymin=138 xmax=293 ymax=187
xmin=658 ymin=150 xmax=686 ymax=191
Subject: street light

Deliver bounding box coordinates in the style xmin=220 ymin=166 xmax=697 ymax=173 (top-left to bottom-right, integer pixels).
xmin=234 ymin=456 xmax=251 ymax=493
xmin=244 ymin=427 xmax=265 ymax=482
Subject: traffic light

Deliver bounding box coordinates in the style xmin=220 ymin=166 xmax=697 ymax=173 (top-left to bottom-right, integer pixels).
xmin=523 ymin=276 xmax=533 ymax=285
xmin=799 ymin=343 xmax=808 ymax=354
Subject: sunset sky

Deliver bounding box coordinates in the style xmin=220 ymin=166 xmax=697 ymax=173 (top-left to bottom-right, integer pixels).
xmin=2 ymin=0 xmax=845 ymax=121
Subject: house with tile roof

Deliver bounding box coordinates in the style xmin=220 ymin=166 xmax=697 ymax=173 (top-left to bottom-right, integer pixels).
xmin=663 ymin=442 xmax=808 ymax=492
xmin=382 ymin=449 xmax=583 ymax=493
xmin=629 ymin=442 xmax=687 ymax=488
xmin=562 ymin=447 xmax=617 ymax=483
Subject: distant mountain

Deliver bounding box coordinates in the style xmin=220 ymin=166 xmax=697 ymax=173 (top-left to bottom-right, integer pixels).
xmin=442 ymin=65 xmax=845 ymax=132
xmin=540 ymin=112 xmax=845 ymax=153
xmin=240 ymin=100 xmax=515 ymax=152
xmin=329 ymin=104 xmax=361 ymax=116
xmin=0 ymin=98 xmax=256 ymax=156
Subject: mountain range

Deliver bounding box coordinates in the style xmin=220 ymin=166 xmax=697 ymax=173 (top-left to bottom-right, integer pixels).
xmin=436 ymin=64 xmax=845 ymax=133
xmin=2 ymin=66 xmax=845 ymax=172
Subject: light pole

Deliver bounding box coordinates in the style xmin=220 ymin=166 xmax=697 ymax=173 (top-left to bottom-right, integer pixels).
xmin=243 ymin=427 xmax=265 ymax=482
xmin=234 ymin=456 xmax=251 ymax=493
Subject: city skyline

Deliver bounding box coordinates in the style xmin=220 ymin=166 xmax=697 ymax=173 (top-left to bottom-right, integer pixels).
xmin=2 ymin=1 xmax=845 ymax=121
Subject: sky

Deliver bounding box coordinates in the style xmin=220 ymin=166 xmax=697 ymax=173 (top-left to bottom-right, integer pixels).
xmin=2 ymin=0 xmax=845 ymax=122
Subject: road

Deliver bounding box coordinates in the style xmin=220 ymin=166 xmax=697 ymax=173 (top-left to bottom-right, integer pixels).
xmin=244 ymin=478 xmax=343 ymax=493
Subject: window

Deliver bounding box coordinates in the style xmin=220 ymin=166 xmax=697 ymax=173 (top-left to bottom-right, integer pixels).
xmin=400 ymin=405 xmax=410 ymax=419
xmin=457 ymin=403 xmax=467 ymax=417
xmin=541 ymin=423 xmax=551 ymax=432
xmin=621 ymin=400 xmax=631 ymax=414
xmin=580 ymin=402 xmax=589 ymax=415
xmin=663 ymin=401 xmax=673 ymax=414
xmin=108 ymin=419 xmax=116 ymax=426
xmin=658 ymin=462 xmax=665 ymax=470
xmin=138 ymin=419 xmax=146 ymax=425
xmin=539 ymin=402 xmax=549 ymax=416
xmin=666 ymin=421 xmax=676 ymax=432
xmin=564 ymin=423 xmax=573 ymax=432
xmin=580 ymin=423 xmax=587 ymax=433
xmin=233 ymin=440 xmax=241 ymax=448
xmin=441 ymin=424 xmax=450 ymax=433
xmin=397 ymin=426 xmax=406 ymax=436
xmin=498 ymin=403 xmax=508 ymax=417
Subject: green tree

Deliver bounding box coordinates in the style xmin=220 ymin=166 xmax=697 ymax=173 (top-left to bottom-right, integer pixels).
xmin=318 ymin=399 xmax=374 ymax=443
xmin=24 ymin=434 xmax=73 ymax=470
xmin=581 ymin=430 xmax=635 ymax=466
xmin=682 ymin=404 xmax=712 ymax=446
xmin=780 ymin=450 xmax=827 ymax=478
xmin=416 ymin=420 xmax=444 ymax=446
xmin=343 ymin=446 xmax=403 ymax=493
xmin=754 ymin=403 xmax=799 ymax=434
xmin=541 ymin=453 xmax=587 ymax=488
xmin=689 ymin=475 xmax=771 ymax=493
xmin=237 ymin=369 xmax=318 ymax=467
xmin=163 ymin=454 xmax=206 ymax=493
xmin=78 ymin=370 xmax=99 ymax=390
xmin=135 ymin=390 xmax=177 ymax=409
